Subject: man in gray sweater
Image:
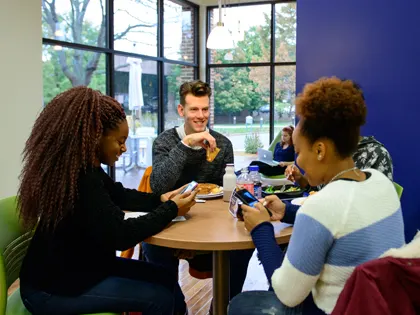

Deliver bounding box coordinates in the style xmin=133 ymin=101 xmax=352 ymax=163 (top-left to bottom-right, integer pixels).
xmin=150 ymin=82 xmax=233 ymax=193
xmin=143 ymin=80 xmax=252 ymax=313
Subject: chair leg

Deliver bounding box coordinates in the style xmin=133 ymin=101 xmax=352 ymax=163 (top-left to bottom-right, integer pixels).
xmin=120 ymin=247 xmax=135 ymax=259
xmin=138 ymin=243 xmax=144 ymax=260
xmin=120 ymin=243 xmax=144 ymax=260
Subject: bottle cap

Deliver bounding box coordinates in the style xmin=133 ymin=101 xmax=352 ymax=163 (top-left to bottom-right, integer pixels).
xmin=249 ymin=165 xmax=259 ymax=172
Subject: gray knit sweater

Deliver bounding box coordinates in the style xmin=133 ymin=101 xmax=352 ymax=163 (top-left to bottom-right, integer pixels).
xmin=150 ymin=128 xmax=234 ymax=195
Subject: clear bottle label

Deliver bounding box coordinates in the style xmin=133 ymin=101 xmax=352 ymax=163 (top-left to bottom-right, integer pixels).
xmin=243 ymin=183 xmax=254 ymax=193
xmin=254 ymin=184 xmax=262 ymax=199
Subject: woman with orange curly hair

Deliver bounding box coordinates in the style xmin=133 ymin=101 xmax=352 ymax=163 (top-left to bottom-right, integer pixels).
xmin=228 ymin=77 xmax=404 ymax=314
xmin=18 ymin=86 xmax=195 ymax=315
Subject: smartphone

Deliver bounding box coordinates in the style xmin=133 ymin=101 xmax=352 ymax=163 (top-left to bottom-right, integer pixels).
xmin=235 ymin=189 xmax=273 ymax=218
xmin=179 ymin=181 xmax=198 ymax=194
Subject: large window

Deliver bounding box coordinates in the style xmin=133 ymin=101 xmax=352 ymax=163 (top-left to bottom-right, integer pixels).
xmin=42 ymin=0 xmax=198 ymax=188
xmin=207 ymin=1 xmax=296 ymax=168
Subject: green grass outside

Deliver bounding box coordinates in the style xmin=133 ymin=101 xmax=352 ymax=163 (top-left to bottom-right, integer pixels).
xmin=213 ymin=122 xmax=291 ymax=135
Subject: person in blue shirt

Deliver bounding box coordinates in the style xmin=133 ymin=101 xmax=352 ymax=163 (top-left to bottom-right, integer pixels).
xmin=248 ymin=125 xmax=295 ymax=176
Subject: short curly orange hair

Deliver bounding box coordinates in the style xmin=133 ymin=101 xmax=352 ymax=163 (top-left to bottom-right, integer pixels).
xmin=295 ymin=77 xmax=367 ymax=158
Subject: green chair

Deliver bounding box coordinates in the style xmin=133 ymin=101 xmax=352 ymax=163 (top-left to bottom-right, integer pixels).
xmin=262 ymin=130 xmax=293 ymax=184
xmin=0 ymin=196 xmax=120 ymax=315
xmin=268 ymin=130 xmax=283 ymax=153
xmin=394 ymin=182 xmax=403 ymax=199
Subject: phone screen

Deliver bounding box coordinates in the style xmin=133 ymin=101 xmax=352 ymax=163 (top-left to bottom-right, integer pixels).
xmin=180 ymin=181 xmax=198 ymax=194
xmin=238 ymin=190 xmax=259 ymax=207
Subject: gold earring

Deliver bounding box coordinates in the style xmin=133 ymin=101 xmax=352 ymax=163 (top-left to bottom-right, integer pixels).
xmin=318 ymin=155 xmax=322 ymax=160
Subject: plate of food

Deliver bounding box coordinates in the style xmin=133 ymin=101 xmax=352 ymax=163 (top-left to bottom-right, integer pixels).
xmin=262 ymin=184 xmax=306 ymax=199
xmin=196 ymin=183 xmax=223 ymax=199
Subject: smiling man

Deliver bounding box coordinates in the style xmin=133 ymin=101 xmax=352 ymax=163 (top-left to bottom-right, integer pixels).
xmin=146 ymin=81 xmax=251 ymax=313
xmin=150 ymin=80 xmax=234 ymax=195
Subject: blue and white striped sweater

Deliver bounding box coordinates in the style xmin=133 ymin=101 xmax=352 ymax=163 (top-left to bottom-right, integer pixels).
xmin=252 ymin=169 xmax=405 ymax=314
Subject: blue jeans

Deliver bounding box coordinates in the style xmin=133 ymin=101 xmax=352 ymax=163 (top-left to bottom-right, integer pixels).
xmin=142 ymin=243 xmax=254 ymax=300
xmin=228 ymin=291 xmax=325 ymax=315
xmin=20 ymin=257 xmax=186 ymax=315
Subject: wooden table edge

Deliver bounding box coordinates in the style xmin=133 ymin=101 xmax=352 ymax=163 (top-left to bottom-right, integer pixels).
xmin=144 ymin=226 xmax=293 ymax=251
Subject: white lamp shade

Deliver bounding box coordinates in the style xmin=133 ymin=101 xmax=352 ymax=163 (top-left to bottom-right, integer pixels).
xmin=207 ymin=25 xmax=235 ymax=50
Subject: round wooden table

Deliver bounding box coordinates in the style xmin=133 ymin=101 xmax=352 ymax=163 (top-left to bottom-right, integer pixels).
xmin=145 ymin=198 xmax=293 ymax=315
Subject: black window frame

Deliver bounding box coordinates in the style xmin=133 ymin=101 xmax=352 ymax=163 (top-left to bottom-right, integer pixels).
xmin=42 ymin=0 xmax=199 ymax=178
xmin=206 ymin=0 xmax=296 ymax=143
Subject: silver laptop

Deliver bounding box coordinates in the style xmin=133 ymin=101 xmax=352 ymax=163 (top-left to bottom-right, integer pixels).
xmin=257 ymin=148 xmax=279 ymax=166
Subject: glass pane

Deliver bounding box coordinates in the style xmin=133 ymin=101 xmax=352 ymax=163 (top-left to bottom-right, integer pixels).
xmin=42 ymin=45 xmax=106 ymax=105
xmin=42 ymin=0 xmax=106 ymax=47
xmin=164 ymin=0 xmax=195 ymax=62
xmin=114 ymin=0 xmax=158 ymax=56
xmin=275 ymin=3 xmax=297 ymax=62
xmin=114 ymin=55 xmax=158 ymax=188
xmin=274 ymin=65 xmax=296 ymax=137
xmin=209 ymin=67 xmax=270 ymax=170
xmin=163 ymin=64 xmax=195 ymax=130
xmin=208 ymin=4 xmax=271 ymax=64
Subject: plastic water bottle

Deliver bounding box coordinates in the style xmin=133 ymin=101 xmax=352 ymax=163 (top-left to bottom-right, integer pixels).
xmin=223 ymin=164 xmax=237 ymax=202
xmin=237 ymin=168 xmax=254 ymax=194
xmin=249 ymin=165 xmax=262 ymax=199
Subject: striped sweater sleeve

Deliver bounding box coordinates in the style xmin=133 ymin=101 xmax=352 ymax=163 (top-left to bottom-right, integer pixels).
xmin=251 ymin=222 xmax=285 ymax=285
xmin=271 ymin=211 xmax=334 ymax=307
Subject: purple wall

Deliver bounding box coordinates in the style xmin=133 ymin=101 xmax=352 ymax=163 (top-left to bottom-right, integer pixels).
xmin=296 ymin=0 xmax=420 ymax=240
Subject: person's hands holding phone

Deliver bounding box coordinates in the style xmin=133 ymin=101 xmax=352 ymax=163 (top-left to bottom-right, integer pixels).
xmin=171 ymin=191 xmax=198 ymax=216
xmin=261 ymin=195 xmax=286 ymax=221
xmin=242 ymin=202 xmax=271 ymax=232
xmin=160 ymin=184 xmax=188 ymax=203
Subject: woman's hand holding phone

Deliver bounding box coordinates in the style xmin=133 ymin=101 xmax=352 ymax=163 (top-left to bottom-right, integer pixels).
xmin=261 ymin=195 xmax=286 ymax=221
xmin=160 ymin=184 xmax=188 ymax=203
xmin=241 ymin=203 xmax=271 ymax=232
xmin=171 ymin=191 xmax=198 ymax=216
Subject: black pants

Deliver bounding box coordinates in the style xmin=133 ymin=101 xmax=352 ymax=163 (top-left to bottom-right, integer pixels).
xmin=21 ymin=257 xmax=186 ymax=315
xmin=249 ymin=161 xmax=286 ymax=177
xmin=142 ymin=243 xmax=254 ymax=300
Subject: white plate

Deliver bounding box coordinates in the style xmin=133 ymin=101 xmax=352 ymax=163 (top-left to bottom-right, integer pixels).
xmin=291 ymin=196 xmax=307 ymax=206
xmin=197 ymin=191 xmax=224 ymax=199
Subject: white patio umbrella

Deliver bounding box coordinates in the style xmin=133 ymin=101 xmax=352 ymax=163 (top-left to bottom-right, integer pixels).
xmin=127 ymin=57 xmax=144 ymax=134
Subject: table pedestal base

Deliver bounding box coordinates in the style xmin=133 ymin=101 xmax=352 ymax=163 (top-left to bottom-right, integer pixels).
xmin=212 ymin=251 xmax=230 ymax=315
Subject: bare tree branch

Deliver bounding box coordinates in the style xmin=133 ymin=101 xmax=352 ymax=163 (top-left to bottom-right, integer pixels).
xmin=115 ymin=23 xmax=157 ymax=41
xmin=117 ymin=9 xmax=156 ymax=23
xmin=57 ymin=50 xmax=77 ymax=85
xmin=85 ymin=0 xmax=106 ymax=85
xmin=70 ymin=0 xmax=76 ymax=42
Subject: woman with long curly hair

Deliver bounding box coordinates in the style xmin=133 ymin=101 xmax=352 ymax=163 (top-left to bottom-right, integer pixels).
xmin=18 ymin=86 xmax=195 ymax=315
xmin=228 ymin=77 xmax=404 ymax=315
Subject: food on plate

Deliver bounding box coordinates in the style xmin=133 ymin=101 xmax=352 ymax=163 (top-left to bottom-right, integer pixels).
xmin=264 ymin=185 xmax=301 ymax=194
xmin=196 ymin=183 xmax=221 ymax=195
xmin=206 ymin=147 xmax=220 ymax=162
xmin=284 ymin=186 xmax=300 ymax=193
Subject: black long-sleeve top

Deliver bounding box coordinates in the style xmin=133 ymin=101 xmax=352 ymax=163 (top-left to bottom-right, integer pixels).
xmin=20 ymin=167 xmax=178 ymax=295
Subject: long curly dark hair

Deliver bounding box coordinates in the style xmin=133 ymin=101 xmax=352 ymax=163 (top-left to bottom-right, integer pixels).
xmin=18 ymin=86 xmax=126 ymax=231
